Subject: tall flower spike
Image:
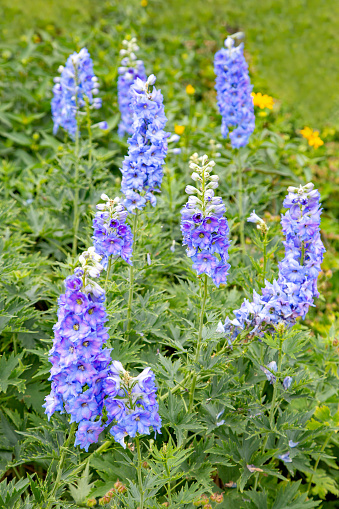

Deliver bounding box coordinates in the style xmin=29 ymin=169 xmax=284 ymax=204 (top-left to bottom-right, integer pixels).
xmin=218 ymin=183 xmax=325 ymax=340
xmin=105 ymin=362 xmax=162 ymax=449
xmin=117 ymin=38 xmax=147 ymax=137
xmin=52 ymin=47 xmax=104 ymax=139
xmin=120 ymin=74 xmax=169 ymax=212
xmin=214 ymin=35 xmax=255 ymax=148
xmin=181 ymin=154 xmax=231 ymax=287
xmin=92 ymin=194 xmax=133 ymax=269
xmin=43 ymin=247 xmax=111 ymax=451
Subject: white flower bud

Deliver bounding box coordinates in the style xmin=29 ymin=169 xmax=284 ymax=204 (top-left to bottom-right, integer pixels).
xmin=185 ymin=185 xmax=197 ymax=195
xmin=209 ymin=175 xmax=219 ymax=181
xmin=101 ymin=193 xmax=110 ymax=201
xmin=191 ymin=172 xmax=201 ymax=181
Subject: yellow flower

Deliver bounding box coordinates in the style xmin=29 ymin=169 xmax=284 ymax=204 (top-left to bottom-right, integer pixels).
xmin=174 ymin=125 xmax=185 ymax=135
xmin=258 ymin=111 xmax=267 ymax=117
xmin=141 ymin=0 xmax=148 ymax=6
xmin=186 ymin=84 xmax=195 ymax=95
xmin=300 ymin=127 xmax=324 ymax=148
xmin=300 ymin=126 xmax=313 ymax=140
xmin=251 ymin=92 xmax=274 ymax=110
xmin=308 ymin=132 xmax=324 ymax=149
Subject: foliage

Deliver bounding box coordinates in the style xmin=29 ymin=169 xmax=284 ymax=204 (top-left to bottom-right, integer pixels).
xmin=0 ymin=1 xmax=338 ymax=509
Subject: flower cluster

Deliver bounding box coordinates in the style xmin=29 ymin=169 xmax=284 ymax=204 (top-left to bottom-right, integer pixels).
xmin=217 ymin=183 xmax=325 ymax=340
xmin=300 ymin=126 xmax=324 ymax=149
xmin=104 ymin=362 xmax=162 ymax=449
xmin=52 ymin=48 xmax=104 ymax=139
xmin=214 ymin=36 xmax=255 ymax=148
xmin=92 ymin=193 xmax=133 ymax=269
xmin=43 ymin=247 xmax=111 ymax=451
xmin=120 ymin=74 xmax=169 ymax=212
xmin=117 ymin=38 xmax=146 ymax=137
xmin=180 ymin=154 xmax=231 ymax=287
xmin=252 ymin=92 xmax=274 ymax=110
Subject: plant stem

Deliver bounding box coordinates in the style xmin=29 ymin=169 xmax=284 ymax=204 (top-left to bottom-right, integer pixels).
xmin=236 ymin=153 xmax=246 ymax=254
xmin=135 ymin=436 xmax=144 ymax=509
xmin=105 ymin=257 xmax=112 ymax=291
xmin=254 ymin=333 xmax=283 ymax=490
xmin=126 ymin=211 xmax=138 ymax=334
xmin=262 ymin=232 xmax=268 ymax=286
xmin=307 ymin=433 xmax=332 ymax=494
xmin=46 ymin=422 xmax=77 ymax=509
xmin=188 ymin=274 xmax=208 ymax=413
xmin=72 ymin=116 xmax=81 ymax=258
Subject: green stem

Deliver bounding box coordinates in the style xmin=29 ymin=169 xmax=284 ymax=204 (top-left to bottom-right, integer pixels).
xmin=126 ymin=212 xmax=138 ymax=334
xmin=105 ymin=257 xmax=112 ymax=291
xmin=72 ymin=117 xmax=81 ymax=258
xmin=237 ymin=154 xmax=245 ymax=254
xmin=307 ymin=433 xmax=332 ymax=494
xmin=135 ymin=436 xmax=144 ymax=509
xmin=46 ymin=422 xmax=77 ymax=509
xmin=262 ymin=233 xmax=267 ymax=285
xmin=254 ymin=334 xmax=283 ymax=490
xmin=188 ymin=274 xmax=208 ymax=413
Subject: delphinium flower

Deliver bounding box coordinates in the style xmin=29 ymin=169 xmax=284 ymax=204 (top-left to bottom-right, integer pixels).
xmin=92 ymin=194 xmax=133 ymax=269
xmin=180 ymin=153 xmax=231 ymax=287
xmin=214 ymin=35 xmax=255 ymax=148
xmin=218 ymin=183 xmax=325 ymax=340
xmin=104 ymin=361 xmax=161 ymax=449
xmin=117 ymin=38 xmax=147 ymax=137
xmin=52 ymin=47 xmax=104 ymax=138
xmin=43 ymin=247 xmax=111 ymax=451
xmin=120 ymin=74 xmax=169 ymax=212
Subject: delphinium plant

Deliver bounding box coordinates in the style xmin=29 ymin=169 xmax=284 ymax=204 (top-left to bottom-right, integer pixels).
xmin=117 ymin=38 xmax=147 ymax=137
xmin=181 ymin=153 xmax=230 ymax=412
xmin=52 ymin=48 xmax=107 ymax=256
xmin=214 ymin=33 xmax=255 ymax=254
xmin=120 ymin=73 xmax=169 ymax=333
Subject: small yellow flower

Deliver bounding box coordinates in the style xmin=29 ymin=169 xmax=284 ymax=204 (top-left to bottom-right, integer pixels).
xmin=258 ymin=111 xmax=267 ymax=117
xmin=300 ymin=127 xmax=324 ymax=148
xmin=174 ymin=125 xmax=185 ymax=135
xmin=308 ymin=132 xmax=324 ymax=149
xmin=141 ymin=0 xmax=148 ymax=6
xmin=251 ymin=92 xmax=274 ymax=110
xmin=300 ymin=126 xmax=313 ymax=140
xmin=186 ymin=84 xmax=195 ymax=95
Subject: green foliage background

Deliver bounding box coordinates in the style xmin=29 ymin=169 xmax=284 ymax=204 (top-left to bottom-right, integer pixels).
xmin=1 ymin=0 xmax=339 ymax=125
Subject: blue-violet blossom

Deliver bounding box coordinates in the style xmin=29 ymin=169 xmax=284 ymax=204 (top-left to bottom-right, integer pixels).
xmin=120 ymin=74 xmax=169 ymax=212
xmin=105 ymin=361 xmax=162 ymax=448
xmin=43 ymin=247 xmax=111 ymax=451
xmin=118 ymin=38 xmax=146 ymax=137
xmin=52 ymin=47 xmax=104 ymax=139
xmin=92 ymin=194 xmax=133 ymax=269
xmin=181 ymin=153 xmax=231 ymax=287
xmin=214 ymin=36 xmax=255 ymax=148
xmin=217 ymin=183 xmax=325 ymax=340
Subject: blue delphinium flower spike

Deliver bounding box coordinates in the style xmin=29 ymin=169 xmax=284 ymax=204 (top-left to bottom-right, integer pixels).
xmin=43 ymin=247 xmax=111 ymax=451
xmin=118 ymin=38 xmax=147 ymax=137
xmin=92 ymin=194 xmax=133 ymax=269
xmin=52 ymin=47 xmax=104 ymax=139
xmin=180 ymin=153 xmax=231 ymax=287
xmin=120 ymin=74 xmax=169 ymax=212
xmin=214 ymin=35 xmax=255 ymax=148
xmin=218 ymin=183 xmax=325 ymax=341
xmin=105 ymin=362 xmax=162 ymax=449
